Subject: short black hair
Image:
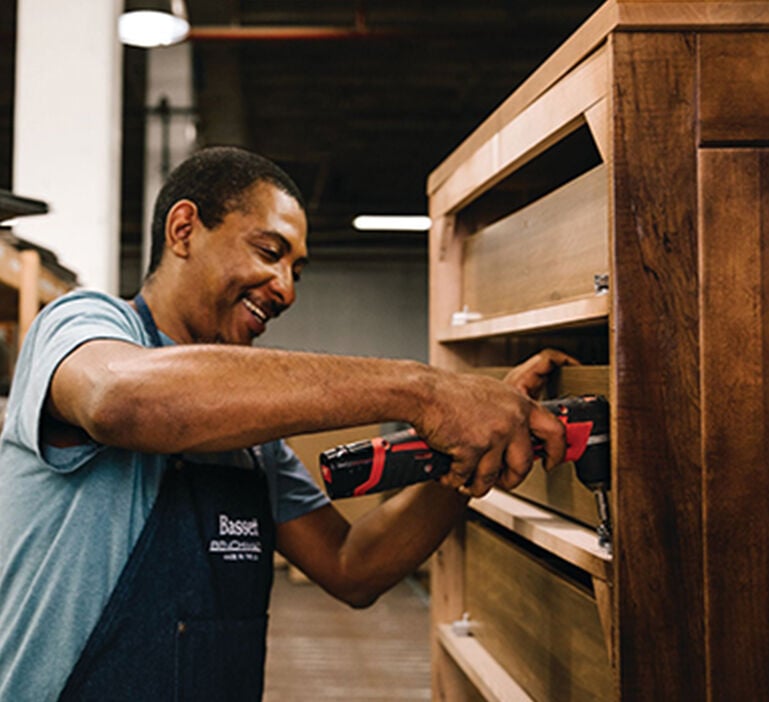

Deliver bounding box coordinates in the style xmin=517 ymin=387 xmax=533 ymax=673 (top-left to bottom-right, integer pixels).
xmin=147 ymin=146 xmax=306 ymax=276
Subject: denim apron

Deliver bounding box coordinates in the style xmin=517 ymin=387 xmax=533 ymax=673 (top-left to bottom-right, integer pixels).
xmin=58 ymin=295 xmax=275 ymax=701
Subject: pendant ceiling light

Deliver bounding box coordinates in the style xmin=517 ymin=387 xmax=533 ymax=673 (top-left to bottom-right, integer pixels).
xmin=119 ymin=0 xmax=190 ymax=48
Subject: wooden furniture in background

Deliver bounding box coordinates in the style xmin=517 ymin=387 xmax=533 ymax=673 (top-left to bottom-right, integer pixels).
xmin=426 ymin=2 xmax=769 ymax=699
xmin=0 ymin=189 xmax=78 ymax=390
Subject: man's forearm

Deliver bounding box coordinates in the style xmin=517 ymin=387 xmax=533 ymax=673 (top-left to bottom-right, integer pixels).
xmin=54 ymin=338 xmax=567 ymax=499
xmin=277 ymin=479 xmax=469 ymax=608
xmin=336 ymin=481 xmax=469 ymax=603
xmin=55 ymin=340 xmax=435 ymax=454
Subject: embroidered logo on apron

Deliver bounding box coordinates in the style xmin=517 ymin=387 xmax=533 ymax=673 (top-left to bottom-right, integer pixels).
xmin=208 ymin=513 xmax=263 ymax=561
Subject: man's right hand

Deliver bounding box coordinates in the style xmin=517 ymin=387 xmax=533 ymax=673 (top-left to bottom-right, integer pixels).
xmin=412 ymin=349 xmax=577 ymax=497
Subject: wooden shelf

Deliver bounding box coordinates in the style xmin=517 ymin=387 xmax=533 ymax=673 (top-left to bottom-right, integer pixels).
xmin=437 ymin=624 xmax=534 ymax=702
xmin=437 ymin=295 xmax=608 ymax=343
xmin=470 ymin=489 xmax=611 ymax=582
xmin=427 ymin=1 xmax=769 ymax=207
xmin=428 ymin=2 xmax=769 ymax=698
xmin=429 ymin=46 xmax=608 ymax=218
xmin=0 ymin=192 xmax=76 ymax=347
xmin=0 ymin=240 xmax=73 ymax=305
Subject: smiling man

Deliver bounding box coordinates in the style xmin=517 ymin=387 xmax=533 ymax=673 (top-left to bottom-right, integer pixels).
xmin=0 ymin=147 xmax=574 ymax=701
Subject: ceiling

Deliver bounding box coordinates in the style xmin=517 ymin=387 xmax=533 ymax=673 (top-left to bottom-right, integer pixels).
xmin=3 ymin=1 xmax=608 ymax=291
xmin=119 ymin=0 xmax=604 ymax=290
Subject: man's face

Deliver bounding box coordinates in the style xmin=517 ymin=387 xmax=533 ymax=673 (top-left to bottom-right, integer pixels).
xmin=183 ymin=180 xmax=308 ymax=345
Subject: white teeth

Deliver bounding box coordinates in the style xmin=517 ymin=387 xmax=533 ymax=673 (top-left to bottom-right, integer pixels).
xmin=242 ymin=298 xmax=267 ymax=322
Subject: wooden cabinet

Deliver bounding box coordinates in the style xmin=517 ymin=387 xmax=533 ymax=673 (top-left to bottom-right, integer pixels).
xmin=426 ymin=2 xmax=769 ymax=699
xmin=0 ymin=190 xmax=77 ymax=381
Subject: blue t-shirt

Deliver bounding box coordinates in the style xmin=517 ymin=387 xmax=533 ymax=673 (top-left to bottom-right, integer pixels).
xmin=0 ymin=290 xmax=329 ymax=701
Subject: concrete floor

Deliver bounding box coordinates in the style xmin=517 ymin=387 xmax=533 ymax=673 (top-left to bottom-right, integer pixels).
xmin=264 ymin=566 xmax=431 ymax=701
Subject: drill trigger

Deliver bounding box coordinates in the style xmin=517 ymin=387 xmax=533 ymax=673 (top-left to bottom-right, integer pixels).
xmin=562 ymin=419 xmax=594 ymax=463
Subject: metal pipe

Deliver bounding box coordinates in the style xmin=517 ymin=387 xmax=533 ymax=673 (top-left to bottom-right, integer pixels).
xmin=186 ymin=25 xmax=399 ymax=41
xmin=186 ymin=0 xmax=390 ymax=42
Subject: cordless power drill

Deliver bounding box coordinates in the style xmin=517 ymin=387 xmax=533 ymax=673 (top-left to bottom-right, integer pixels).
xmin=319 ymin=395 xmax=612 ymax=550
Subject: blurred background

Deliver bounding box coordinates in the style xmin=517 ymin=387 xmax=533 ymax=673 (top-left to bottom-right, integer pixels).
xmin=0 ymin=0 xmax=602 ymax=362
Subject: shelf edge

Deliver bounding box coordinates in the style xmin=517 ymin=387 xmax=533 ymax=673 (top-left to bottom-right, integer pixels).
xmin=470 ymin=489 xmax=612 ymax=582
xmin=437 ymin=624 xmax=535 ymax=702
xmin=437 ymin=295 xmax=609 ymax=342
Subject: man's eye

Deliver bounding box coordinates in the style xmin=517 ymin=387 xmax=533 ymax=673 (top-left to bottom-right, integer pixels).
xmin=292 ymin=270 xmax=302 ymax=283
xmin=259 ymin=247 xmax=281 ymax=262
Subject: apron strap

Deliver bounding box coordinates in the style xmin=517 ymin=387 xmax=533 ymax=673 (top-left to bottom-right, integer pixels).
xmin=133 ymin=293 xmax=163 ymax=348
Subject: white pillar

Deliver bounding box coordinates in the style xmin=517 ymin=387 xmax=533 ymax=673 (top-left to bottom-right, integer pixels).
xmin=13 ymin=0 xmax=123 ymax=293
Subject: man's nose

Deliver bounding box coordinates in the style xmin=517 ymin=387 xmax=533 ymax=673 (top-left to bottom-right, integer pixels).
xmin=269 ymin=264 xmax=296 ymax=307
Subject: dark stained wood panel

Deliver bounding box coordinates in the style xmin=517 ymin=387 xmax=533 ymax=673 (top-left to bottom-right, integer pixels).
xmin=699 ymin=147 xmax=769 ymax=697
xmin=699 ymin=33 xmax=769 ymax=145
xmin=611 ymin=30 xmax=705 ymax=700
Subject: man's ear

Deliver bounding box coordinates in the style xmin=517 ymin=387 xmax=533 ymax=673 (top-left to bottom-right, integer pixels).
xmin=166 ymin=200 xmax=198 ymax=259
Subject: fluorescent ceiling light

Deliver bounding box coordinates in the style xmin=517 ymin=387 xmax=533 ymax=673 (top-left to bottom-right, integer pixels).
xmin=352 ymin=215 xmax=431 ymax=232
xmin=119 ymin=1 xmax=189 ymax=48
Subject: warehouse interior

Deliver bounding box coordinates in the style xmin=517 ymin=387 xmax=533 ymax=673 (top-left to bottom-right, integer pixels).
xmin=0 ymin=3 xmax=604 ymax=700
xmin=2 ymin=1 xmax=768 ymax=701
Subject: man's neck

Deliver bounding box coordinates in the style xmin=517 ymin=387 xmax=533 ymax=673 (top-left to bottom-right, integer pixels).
xmin=135 ymin=281 xmax=189 ymax=344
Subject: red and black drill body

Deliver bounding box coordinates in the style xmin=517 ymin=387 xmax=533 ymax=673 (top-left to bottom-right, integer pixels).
xmin=319 ymin=395 xmax=612 ymax=549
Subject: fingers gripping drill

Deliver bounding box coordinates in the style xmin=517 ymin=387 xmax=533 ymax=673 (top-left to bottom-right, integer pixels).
xmin=319 ymin=395 xmax=612 ymax=551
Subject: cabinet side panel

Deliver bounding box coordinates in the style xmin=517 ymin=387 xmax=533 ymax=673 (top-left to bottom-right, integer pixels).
xmin=611 ymin=31 xmax=705 ymax=700
xmin=431 ymin=525 xmax=474 ymax=702
xmin=699 ymin=148 xmax=769 ymax=696
xmin=699 ymin=33 xmax=769 ymax=144
xmin=429 ymin=213 xmax=477 ymax=372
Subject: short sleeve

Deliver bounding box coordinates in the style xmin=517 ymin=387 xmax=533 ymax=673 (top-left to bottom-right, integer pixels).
xmin=3 ymin=290 xmax=149 ymax=472
xmin=259 ymin=439 xmax=330 ymax=524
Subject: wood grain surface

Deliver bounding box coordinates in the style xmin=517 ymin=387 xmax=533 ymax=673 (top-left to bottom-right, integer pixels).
xmin=699 ymin=32 xmax=769 ymax=144
xmin=611 ymin=30 xmax=705 ymax=700
xmin=462 ymin=166 xmax=608 ymax=320
xmin=464 ymin=522 xmax=612 ymax=701
xmin=699 ymin=147 xmax=769 ymax=697
xmin=431 ymin=524 xmax=476 ymax=701
xmin=428 ymin=7 xmax=769 ymax=701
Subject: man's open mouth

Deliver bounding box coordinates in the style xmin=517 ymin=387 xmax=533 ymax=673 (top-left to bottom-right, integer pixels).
xmin=242 ymin=297 xmax=269 ymax=323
